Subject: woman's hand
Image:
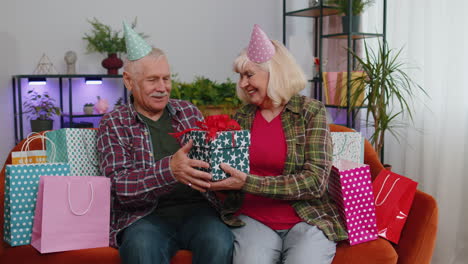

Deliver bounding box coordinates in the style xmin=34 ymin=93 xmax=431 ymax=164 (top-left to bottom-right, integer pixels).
xmin=209 ymin=163 xmax=247 ymax=191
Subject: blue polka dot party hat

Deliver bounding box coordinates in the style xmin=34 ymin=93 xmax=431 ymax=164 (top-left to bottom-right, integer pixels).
xmin=123 ymin=21 xmax=152 ymax=61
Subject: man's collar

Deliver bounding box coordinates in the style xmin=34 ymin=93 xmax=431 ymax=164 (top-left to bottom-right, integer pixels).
xmin=129 ymin=98 xmax=180 ymax=120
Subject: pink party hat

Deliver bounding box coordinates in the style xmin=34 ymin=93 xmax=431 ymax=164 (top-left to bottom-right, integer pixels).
xmin=247 ymin=24 xmax=275 ymax=63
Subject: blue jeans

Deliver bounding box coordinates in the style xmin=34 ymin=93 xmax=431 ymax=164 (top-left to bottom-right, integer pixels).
xmin=231 ymin=215 xmax=336 ymax=264
xmin=118 ymin=204 xmax=233 ymax=264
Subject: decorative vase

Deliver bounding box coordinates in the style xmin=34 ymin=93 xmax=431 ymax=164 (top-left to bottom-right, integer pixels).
xmin=64 ymin=50 xmax=77 ymax=74
xmin=342 ymin=15 xmax=361 ymax=33
xmin=101 ymin=53 xmax=123 ymax=75
xmin=30 ymin=119 xmax=53 ymax=132
xmin=83 ymin=106 xmax=94 ymax=115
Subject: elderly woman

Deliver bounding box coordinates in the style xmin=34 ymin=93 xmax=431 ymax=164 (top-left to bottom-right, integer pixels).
xmin=210 ymin=25 xmax=347 ymax=264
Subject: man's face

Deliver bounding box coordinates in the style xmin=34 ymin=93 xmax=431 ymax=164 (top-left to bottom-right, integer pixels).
xmin=124 ymin=56 xmax=171 ymax=120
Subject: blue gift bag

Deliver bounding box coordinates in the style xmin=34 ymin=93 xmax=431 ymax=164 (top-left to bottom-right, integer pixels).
xmin=46 ymin=129 xmax=100 ymax=176
xmin=3 ymin=163 xmax=70 ymax=246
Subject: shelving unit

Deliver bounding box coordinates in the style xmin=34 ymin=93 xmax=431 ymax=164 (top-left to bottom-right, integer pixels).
xmin=12 ymin=74 xmax=127 ymax=144
xmin=283 ymin=0 xmax=387 ymax=128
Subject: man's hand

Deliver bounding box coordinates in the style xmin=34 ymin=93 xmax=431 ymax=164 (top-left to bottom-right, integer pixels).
xmin=170 ymin=140 xmax=212 ymax=192
xmin=209 ymin=163 xmax=247 ymax=191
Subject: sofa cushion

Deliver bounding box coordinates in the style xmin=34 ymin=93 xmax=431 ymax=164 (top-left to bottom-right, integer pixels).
xmin=333 ymin=238 xmax=398 ymax=264
xmin=0 ymin=246 xmax=120 ymax=264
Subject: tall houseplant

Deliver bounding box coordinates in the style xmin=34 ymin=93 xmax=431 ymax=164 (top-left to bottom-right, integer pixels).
xmin=23 ymin=89 xmax=61 ymax=132
xmin=347 ymin=41 xmax=426 ymax=160
xmin=329 ymin=0 xmax=374 ymax=33
xmin=83 ymin=18 xmax=146 ymax=74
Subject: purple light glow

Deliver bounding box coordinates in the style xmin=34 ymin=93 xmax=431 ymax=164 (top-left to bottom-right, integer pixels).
xmin=28 ymin=81 xmax=47 ymax=85
xmin=28 ymin=78 xmax=47 ymax=85
xmin=85 ymin=80 xmax=103 ymax=85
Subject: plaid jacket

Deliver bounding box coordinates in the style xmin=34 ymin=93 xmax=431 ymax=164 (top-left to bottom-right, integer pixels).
xmin=97 ymin=99 xmax=220 ymax=248
xmin=221 ymin=95 xmax=348 ymax=242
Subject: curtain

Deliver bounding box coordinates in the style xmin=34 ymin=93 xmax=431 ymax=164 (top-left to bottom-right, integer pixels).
xmin=363 ymin=0 xmax=468 ymax=263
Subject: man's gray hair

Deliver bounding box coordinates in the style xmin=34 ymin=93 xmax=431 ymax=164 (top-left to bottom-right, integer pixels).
xmin=123 ymin=48 xmax=167 ymax=76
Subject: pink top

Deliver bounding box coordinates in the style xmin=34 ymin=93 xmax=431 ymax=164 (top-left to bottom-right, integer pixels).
xmin=238 ymin=110 xmax=302 ymax=230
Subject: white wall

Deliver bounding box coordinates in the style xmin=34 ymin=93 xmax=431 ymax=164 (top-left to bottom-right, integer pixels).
xmin=0 ymin=0 xmax=314 ymax=165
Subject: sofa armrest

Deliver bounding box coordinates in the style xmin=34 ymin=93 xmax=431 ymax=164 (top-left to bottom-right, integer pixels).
xmin=394 ymin=190 xmax=438 ymax=264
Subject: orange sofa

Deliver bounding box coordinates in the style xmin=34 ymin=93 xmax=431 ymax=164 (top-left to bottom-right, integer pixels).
xmin=0 ymin=125 xmax=438 ymax=264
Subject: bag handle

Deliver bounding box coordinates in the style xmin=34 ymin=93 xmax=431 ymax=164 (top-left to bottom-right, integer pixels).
xmin=67 ymin=182 xmax=94 ymax=216
xmin=81 ymin=132 xmax=99 ymax=167
xmin=21 ymin=133 xmax=44 ymax=153
xmin=20 ymin=133 xmax=57 ymax=163
xmin=374 ymin=173 xmax=400 ymax=206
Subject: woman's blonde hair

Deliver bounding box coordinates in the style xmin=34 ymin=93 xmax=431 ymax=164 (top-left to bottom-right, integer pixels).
xmin=233 ymin=40 xmax=306 ymax=107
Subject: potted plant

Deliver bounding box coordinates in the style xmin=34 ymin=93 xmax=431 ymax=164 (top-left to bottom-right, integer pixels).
xmin=171 ymin=75 xmax=242 ymax=116
xmin=83 ymin=17 xmax=146 ymax=75
xmin=83 ymin=103 xmax=95 ymax=115
xmin=329 ymin=0 xmax=374 ymax=33
xmin=347 ymin=40 xmax=427 ymax=161
xmin=23 ymin=89 xmax=61 ymax=132
xmin=114 ymin=97 xmax=124 ymax=109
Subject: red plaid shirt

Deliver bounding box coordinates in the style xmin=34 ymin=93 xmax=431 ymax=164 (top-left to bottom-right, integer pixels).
xmin=97 ymin=99 xmax=220 ymax=248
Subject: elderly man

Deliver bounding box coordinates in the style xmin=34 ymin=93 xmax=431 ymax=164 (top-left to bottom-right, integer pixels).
xmin=97 ymin=22 xmax=233 ymax=264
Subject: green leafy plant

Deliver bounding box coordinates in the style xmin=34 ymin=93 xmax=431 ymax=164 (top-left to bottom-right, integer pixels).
xmin=83 ymin=17 xmax=146 ymax=55
xmin=23 ymin=89 xmax=61 ymax=120
xmin=329 ymin=0 xmax=374 ymax=15
xmin=115 ymin=97 xmax=124 ymax=106
xmin=347 ymin=41 xmax=427 ymax=160
xmin=84 ymin=103 xmax=94 ymax=107
xmin=171 ymin=75 xmax=241 ymax=107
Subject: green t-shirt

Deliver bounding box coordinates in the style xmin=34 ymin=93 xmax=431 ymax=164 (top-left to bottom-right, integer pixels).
xmin=138 ymin=109 xmax=207 ymax=212
xmin=138 ymin=109 xmax=180 ymax=161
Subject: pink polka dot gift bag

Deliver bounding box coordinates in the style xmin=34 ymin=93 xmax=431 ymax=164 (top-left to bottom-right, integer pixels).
xmin=328 ymin=160 xmax=378 ymax=245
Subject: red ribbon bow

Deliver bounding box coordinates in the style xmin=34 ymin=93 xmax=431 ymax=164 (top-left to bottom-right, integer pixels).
xmin=170 ymin=114 xmax=241 ymax=141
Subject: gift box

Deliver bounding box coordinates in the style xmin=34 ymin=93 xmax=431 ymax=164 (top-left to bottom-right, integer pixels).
xmin=187 ymin=130 xmax=250 ymax=181
xmin=331 ymin=132 xmax=364 ymax=165
xmin=328 ymin=160 xmax=378 ymax=245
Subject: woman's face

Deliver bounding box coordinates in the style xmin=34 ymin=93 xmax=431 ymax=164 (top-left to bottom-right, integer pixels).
xmin=238 ymin=62 xmax=270 ymax=108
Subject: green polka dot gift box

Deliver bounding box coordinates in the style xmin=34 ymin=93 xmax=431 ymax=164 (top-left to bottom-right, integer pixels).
xmin=45 ymin=129 xmax=101 ymax=176
xmin=187 ymin=130 xmax=250 ymax=181
xmin=3 ymin=163 xmax=70 ymax=246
